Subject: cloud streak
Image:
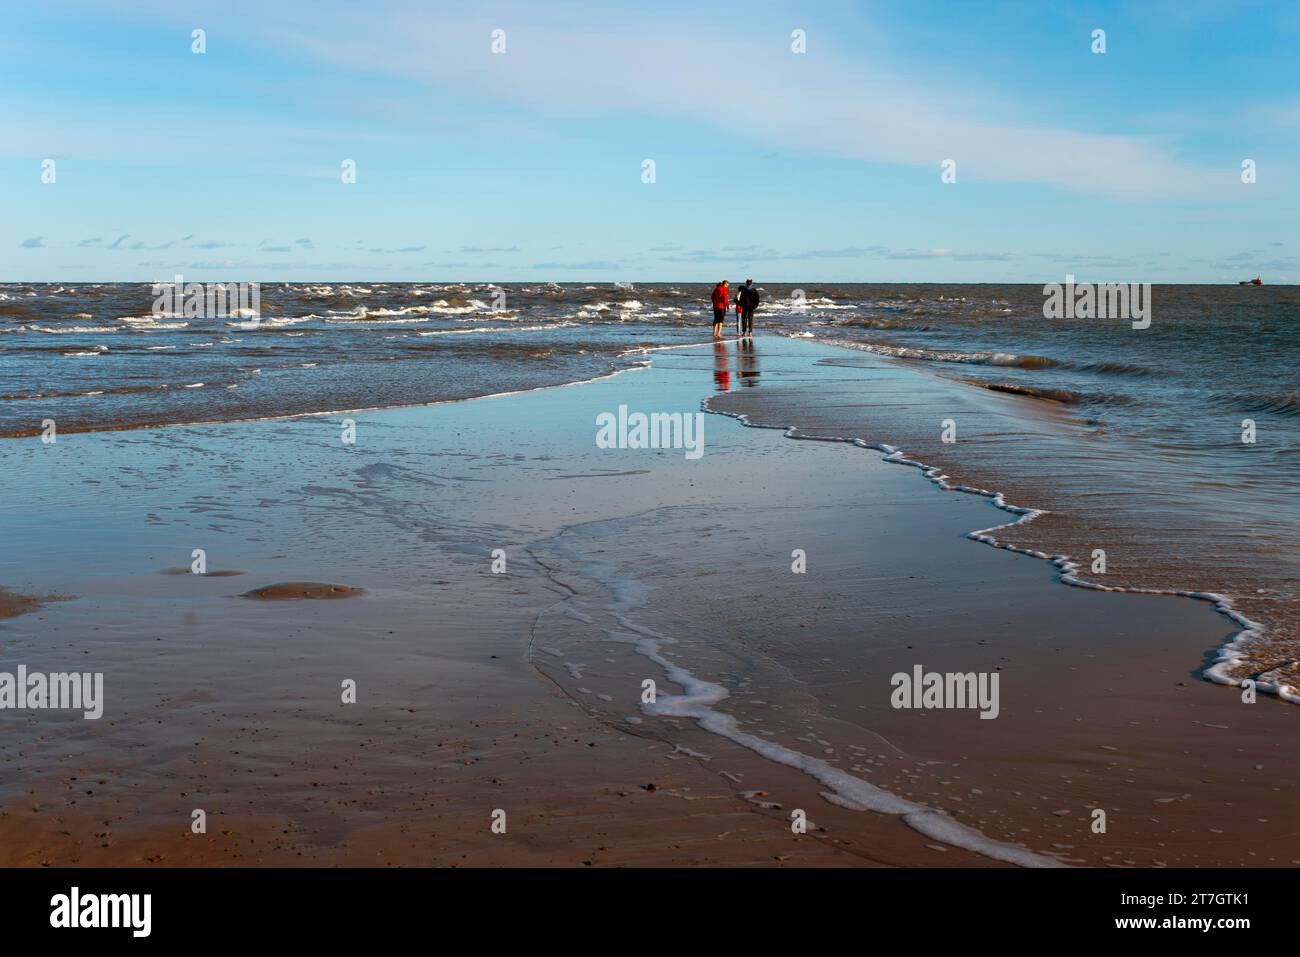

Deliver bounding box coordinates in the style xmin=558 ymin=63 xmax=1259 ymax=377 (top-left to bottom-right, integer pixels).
xmin=240 ymin=1 xmax=1229 ymax=199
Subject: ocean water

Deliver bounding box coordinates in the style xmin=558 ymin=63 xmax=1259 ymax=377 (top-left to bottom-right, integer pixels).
xmin=4 ymin=282 xmax=1294 ymax=436
xmin=3 ymin=281 xmax=1297 ymax=690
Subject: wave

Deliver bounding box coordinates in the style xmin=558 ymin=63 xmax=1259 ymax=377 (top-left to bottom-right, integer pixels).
xmin=415 ymin=322 xmax=577 ymax=336
xmin=1068 ymin=359 xmax=1159 ymax=378
xmin=963 ymin=381 xmax=1082 ymax=404
xmin=964 ymin=381 xmax=1135 ymax=408
xmin=796 ymin=332 xmax=1059 ymax=369
xmin=26 ymin=325 xmax=120 ymax=334
xmin=1211 ymin=390 xmax=1300 ymax=417
xmin=1 ymin=383 xmax=163 ymax=402
xmin=832 ymin=317 xmax=934 ymax=331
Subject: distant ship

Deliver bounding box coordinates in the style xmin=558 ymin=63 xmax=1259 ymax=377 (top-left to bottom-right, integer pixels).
xmin=1238 ymin=276 xmax=1264 ymax=285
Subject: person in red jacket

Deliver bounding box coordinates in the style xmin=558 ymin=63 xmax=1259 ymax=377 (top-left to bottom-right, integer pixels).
xmin=710 ymin=280 xmax=729 ymax=338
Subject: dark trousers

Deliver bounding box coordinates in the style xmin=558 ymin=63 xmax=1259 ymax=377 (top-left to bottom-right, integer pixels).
xmin=741 ymin=308 xmax=755 ymax=333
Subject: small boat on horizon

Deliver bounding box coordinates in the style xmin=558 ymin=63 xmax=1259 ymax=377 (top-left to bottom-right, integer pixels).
xmin=1238 ymin=276 xmax=1264 ymax=285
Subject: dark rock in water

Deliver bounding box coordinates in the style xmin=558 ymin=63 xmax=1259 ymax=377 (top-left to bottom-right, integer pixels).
xmin=239 ymin=582 xmax=365 ymax=600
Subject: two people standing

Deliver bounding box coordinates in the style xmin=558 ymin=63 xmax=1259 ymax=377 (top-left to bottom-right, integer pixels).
xmin=710 ymin=279 xmax=760 ymax=338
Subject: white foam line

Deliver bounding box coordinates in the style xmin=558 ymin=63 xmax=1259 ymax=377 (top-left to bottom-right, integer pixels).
xmin=605 ymin=614 xmax=1064 ymax=867
xmin=415 ymin=321 xmax=577 ymax=335
xmin=701 ymin=395 xmax=1294 ymax=704
xmin=617 ymin=337 xmax=749 ymax=359
xmin=7 ymin=359 xmax=653 ymax=440
xmin=541 ymin=533 xmax=1064 ymax=867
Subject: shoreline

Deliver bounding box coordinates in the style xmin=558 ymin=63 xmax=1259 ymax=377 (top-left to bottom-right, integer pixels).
xmin=0 ymin=356 xmax=657 ymax=440
xmin=701 ymin=385 xmax=1287 ymax=705
xmin=711 ymin=331 xmax=1298 ymax=701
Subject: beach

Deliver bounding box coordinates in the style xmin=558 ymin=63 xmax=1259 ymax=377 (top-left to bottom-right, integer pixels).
xmin=2 ymin=334 xmax=1295 ymax=867
xmin=10 ymin=5 xmax=1299 ymax=938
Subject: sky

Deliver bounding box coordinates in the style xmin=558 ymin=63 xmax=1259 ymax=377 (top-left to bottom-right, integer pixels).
xmin=3 ymin=0 xmax=1299 ymax=282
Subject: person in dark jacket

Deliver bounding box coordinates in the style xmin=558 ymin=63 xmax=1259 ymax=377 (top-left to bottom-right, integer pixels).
xmin=710 ymin=280 xmax=729 ymax=338
xmin=737 ymin=279 xmax=760 ymax=337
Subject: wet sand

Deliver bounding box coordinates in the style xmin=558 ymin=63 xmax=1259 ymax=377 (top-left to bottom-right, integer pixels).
xmin=709 ymin=343 xmax=1299 ymax=695
xmin=0 ymin=335 xmax=1294 ymax=866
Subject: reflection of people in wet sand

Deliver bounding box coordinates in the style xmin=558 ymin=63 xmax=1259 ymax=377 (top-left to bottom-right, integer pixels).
xmin=737 ymin=337 xmax=760 ymax=386
xmin=713 ymin=339 xmax=731 ymax=391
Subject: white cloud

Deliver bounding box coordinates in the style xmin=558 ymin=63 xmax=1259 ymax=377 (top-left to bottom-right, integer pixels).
xmin=16 ymin=0 xmax=1240 ymax=200
xmin=241 ymin=1 xmax=1229 ymax=199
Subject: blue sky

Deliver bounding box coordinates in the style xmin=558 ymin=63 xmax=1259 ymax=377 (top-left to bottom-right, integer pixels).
xmin=3 ymin=0 xmax=1298 ymax=282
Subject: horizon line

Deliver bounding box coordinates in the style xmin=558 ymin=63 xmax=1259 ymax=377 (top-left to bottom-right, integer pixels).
xmin=2 ymin=279 xmax=1292 ymax=286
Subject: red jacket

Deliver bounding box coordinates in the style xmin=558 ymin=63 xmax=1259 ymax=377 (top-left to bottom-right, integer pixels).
xmin=711 ymin=284 xmax=729 ymax=310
